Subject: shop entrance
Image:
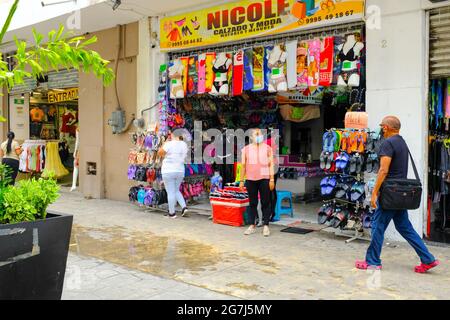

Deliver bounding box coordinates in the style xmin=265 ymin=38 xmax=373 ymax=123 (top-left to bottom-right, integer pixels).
xmin=29 ymin=88 xmax=78 ymax=179
xmin=426 ymin=6 xmax=450 ymax=244
xmin=8 ymin=72 xmax=79 ymax=187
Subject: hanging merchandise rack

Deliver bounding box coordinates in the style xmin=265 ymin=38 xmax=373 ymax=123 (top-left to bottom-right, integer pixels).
xmin=168 ymin=21 xmax=365 ymax=58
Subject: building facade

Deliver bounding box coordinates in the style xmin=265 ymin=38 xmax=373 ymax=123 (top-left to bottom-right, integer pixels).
xmin=1 ymin=0 xmax=449 ymax=241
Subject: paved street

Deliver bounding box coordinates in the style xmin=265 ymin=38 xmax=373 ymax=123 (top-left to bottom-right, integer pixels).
xmin=52 ymin=188 xmax=450 ymax=300
xmin=63 ymin=254 xmax=234 ymax=300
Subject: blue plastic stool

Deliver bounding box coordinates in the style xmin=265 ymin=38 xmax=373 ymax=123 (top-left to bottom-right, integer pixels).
xmin=273 ymin=191 xmax=294 ymax=221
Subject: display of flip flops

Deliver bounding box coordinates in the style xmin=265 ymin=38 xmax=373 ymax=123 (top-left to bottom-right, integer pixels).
xmin=318 ymin=126 xmax=380 ymax=233
xmin=317 ymin=201 xmax=374 ymax=231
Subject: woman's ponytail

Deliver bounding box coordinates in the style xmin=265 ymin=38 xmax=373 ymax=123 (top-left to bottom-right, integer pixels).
xmin=6 ymin=131 xmax=15 ymax=154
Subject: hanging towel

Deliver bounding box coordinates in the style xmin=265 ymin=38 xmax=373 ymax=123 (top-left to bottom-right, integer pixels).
xmin=198 ymin=54 xmax=206 ymax=94
xmin=232 ymin=50 xmax=244 ymax=96
xmin=319 ymin=37 xmax=334 ymax=87
xmin=227 ymin=52 xmax=233 ymax=94
xmin=286 ymin=40 xmax=298 ymax=89
xmin=243 ymin=49 xmax=253 ymax=91
xmin=446 ymin=78 xmax=450 ymax=118
xmin=264 ymin=46 xmax=274 ymax=91
xmin=307 ymin=39 xmax=321 ymax=87
xmin=437 ymin=79 xmax=444 ymax=128
xmin=180 ymin=57 xmax=189 ymax=94
xmin=297 ymin=41 xmax=309 ymax=88
xmin=205 ymin=52 xmax=216 ymax=93
xmin=187 ymin=55 xmax=198 ymax=96
xmin=252 ymin=47 xmax=264 ymax=91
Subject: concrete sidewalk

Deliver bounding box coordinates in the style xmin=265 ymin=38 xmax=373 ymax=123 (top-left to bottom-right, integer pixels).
xmin=51 ymin=188 xmax=450 ymax=300
xmin=63 ymin=254 xmax=235 ymax=300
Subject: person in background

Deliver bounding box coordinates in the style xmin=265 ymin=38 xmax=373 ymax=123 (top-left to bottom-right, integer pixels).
xmin=158 ymin=130 xmax=189 ymax=218
xmin=356 ymin=116 xmax=439 ymax=273
xmin=240 ymin=128 xmax=275 ymax=237
xmin=0 ymin=131 xmax=22 ymax=186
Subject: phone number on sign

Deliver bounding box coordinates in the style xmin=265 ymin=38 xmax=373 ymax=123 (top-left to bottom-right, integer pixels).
xmin=303 ymin=10 xmax=355 ymax=24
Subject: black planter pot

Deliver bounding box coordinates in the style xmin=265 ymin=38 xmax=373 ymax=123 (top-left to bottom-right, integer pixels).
xmin=0 ymin=211 xmax=73 ymax=300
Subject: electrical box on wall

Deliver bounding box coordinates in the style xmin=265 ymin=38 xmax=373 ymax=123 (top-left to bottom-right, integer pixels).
xmin=107 ymin=110 xmax=126 ymax=134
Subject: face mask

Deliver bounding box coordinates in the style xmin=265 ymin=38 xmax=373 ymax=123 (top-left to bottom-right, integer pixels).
xmin=255 ymin=135 xmax=264 ymax=144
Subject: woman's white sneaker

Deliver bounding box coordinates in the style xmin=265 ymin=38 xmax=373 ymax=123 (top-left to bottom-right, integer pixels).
xmin=244 ymin=225 xmax=257 ymax=235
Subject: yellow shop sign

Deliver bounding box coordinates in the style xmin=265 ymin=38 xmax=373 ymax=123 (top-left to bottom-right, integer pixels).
xmin=160 ymin=0 xmax=365 ymax=50
xmin=48 ymin=88 xmax=78 ymax=103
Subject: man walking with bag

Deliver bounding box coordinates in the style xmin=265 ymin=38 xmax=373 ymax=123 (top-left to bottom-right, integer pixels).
xmin=356 ymin=116 xmax=439 ymax=273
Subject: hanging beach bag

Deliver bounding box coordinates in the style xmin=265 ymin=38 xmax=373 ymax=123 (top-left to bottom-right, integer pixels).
xmin=379 ymin=142 xmax=422 ymax=211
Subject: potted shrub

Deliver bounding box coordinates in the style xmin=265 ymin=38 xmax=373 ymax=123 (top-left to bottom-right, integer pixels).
xmin=0 ymin=0 xmax=112 ymax=299
xmin=0 ymin=165 xmax=72 ymax=299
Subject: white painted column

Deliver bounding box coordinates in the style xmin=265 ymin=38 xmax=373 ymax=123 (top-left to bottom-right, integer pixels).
xmin=149 ymin=16 xmax=167 ymax=126
xmin=137 ymin=17 xmax=151 ymax=125
xmin=366 ymin=0 xmax=427 ymax=240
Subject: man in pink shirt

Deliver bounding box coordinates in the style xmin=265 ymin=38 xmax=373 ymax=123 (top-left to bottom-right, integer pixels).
xmin=240 ymin=128 xmax=275 ymax=237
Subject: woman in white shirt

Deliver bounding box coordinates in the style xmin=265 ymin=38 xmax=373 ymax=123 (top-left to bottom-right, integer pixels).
xmin=158 ymin=131 xmax=189 ymax=218
xmin=0 ymin=132 xmax=22 ymax=185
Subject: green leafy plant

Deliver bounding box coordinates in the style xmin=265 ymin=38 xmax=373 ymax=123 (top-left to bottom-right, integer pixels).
xmin=0 ymin=176 xmax=60 ymax=224
xmin=0 ymin=0 xmax=114 ymax=122
xmin=0 ymin=164 xmax=13 ymax=218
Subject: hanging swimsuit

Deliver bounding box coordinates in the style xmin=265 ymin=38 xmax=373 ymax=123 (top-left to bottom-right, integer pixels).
xmin=338 ymin=41 xmax=360 ymax=85
xmin=212 ymin=58 xmax=230 ymax=93
xmin=268 ymin=51 xmax=287 ymax=90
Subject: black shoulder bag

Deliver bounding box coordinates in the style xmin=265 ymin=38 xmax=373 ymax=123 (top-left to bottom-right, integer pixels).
xmin=379 ymin=144 xmax=422 ymax=211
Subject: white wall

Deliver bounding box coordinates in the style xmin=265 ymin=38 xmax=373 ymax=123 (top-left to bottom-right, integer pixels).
xmin=148 ymin=16 xmax=167 ymax=126
xmin=366 ymin=0 xmax=428 ymax=240
xmin=137 ymin=17 xmax=151 ymax=123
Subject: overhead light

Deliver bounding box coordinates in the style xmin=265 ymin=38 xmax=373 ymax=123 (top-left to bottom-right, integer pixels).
xmin=112 ymin=0 xmax=121 ymax=10
xmin=41 ymin=0 xmax=77 ymax=7
xmin=21 ymin=93 xmax=25 ymax=99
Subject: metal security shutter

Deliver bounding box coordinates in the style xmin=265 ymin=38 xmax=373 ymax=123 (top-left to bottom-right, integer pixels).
xmin=47 ymin=68 xmax=79 ymax=89
xmin=430 ymin=6 xmax=450 ymax=79
xmin=9 ymin=78 xmax=37 ymax=95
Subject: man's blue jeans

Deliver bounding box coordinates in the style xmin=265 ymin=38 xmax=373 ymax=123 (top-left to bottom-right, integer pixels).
xmin=366 ymin=205 xmax=435 ymax=266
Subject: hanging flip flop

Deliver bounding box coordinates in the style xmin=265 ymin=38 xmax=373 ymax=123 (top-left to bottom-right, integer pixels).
xmin=329 ymin=153 xmax=338 ymax=172
xmin=372 ymin=154 xmax=380 ymax=173
xmin=325 ymin=152 xmax=333 ymax=170
xmin=366 ymin=153 xmax=373 ymax=173
xmin=320 ymin=177 xmax=330 ymax=196
xmin=349 ymin=155 xmax=357 ymax=174
xmin=335 ymin=153 xmax=343 ymax=171
xmin=355 ymin=155 xmax=364 ymax=174
xmin=325 ymin=176 xmax=337 ymax=196
xmin=357 ymin=131 xmax=367 ymax=154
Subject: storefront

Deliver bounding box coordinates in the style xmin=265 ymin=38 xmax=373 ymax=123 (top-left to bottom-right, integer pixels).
xmin=127 ymin=0 xmax=383 ymax=240
xmin=427 ymin=5 xmax=450 ymax=244
xmin=7 ymin=69 xmax=79 ymax=183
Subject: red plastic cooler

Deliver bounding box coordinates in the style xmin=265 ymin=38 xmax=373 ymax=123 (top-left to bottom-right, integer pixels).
xmin=210 ymin=197 xmax=249 ymax=227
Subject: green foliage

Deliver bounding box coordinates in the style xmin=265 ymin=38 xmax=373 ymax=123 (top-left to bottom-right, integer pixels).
xmin=0 ymin=0 xmax=18 ymax=44
xmin=0 ymin=0 xmax=114 ymax=111
xmin=0 ymin=174 xmax=60 ymax=225
xmin=0 ymin=164 xmax=13 ymax=216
